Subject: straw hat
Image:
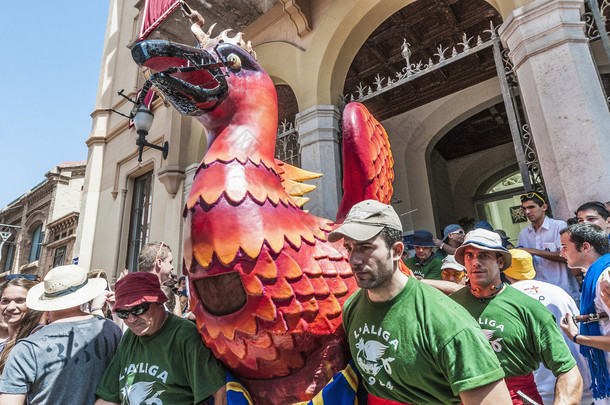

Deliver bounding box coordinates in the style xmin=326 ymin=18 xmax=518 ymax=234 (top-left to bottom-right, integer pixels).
xmin=26 ymin=265 xmax=107 ymax=311
xmin=454 ymin=229 xmax=513 ymax=271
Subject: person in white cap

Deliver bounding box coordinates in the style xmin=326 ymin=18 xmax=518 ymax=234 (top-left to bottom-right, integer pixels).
xmin=441 ymin=255 xmax=467 ymax=285
xmin=505 ymin=249 xmax=593 ymax=405
xmin=450 ymin=229 xmax=583 ymax=405
xmin=0 ymin=265 xmax=121 ymax=405
xmin=329 ymin=200 xmax=511 ymax=405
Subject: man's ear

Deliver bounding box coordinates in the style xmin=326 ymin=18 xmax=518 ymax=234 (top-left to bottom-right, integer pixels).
xmin=542 ymin=203 xmax=548 ymax=212
xmin=392 ymin=242 xmax=404 ymax=260
xmin=582 ymin=241 xmax=592 ymax=254
xmin=497 ymin=255 xmax=505 ymax=269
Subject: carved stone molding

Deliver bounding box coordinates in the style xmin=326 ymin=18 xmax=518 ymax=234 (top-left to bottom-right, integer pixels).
xmin=279 ymin=0 xmax=311 ymax=37
xmin=158 ymin=165 xmax=186 ymax=197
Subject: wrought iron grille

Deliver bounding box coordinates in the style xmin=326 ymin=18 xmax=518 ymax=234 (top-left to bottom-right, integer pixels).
xmin=275 ymin=120 xmax=300 ymax=167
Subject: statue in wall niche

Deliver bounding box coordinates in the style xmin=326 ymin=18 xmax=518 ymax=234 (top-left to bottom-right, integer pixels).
xmin=130 ymin=2 xmax=404 ymax=403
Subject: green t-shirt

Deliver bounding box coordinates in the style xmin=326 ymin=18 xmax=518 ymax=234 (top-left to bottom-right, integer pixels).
xmin=450 ymin=285 xmax=576 ymax=378
xmin=96 ymin=314 xmax=226 ymax=405
xmin=403 ymin=256 xmax=443 ymax=280
xmin=342 ymin=278 xmax=505 ymax=404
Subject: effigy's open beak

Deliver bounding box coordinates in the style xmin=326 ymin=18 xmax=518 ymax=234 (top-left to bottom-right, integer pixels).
xmin=131 ymin=40 xmax=229 ymax=115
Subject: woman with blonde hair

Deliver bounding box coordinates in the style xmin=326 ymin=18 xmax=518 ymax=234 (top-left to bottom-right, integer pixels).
xmin=0 ymin=276 xmax=44 ymax=374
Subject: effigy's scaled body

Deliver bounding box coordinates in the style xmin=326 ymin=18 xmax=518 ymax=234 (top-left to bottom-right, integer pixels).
xmin=131 ymin=4 xmax=400 ymax=403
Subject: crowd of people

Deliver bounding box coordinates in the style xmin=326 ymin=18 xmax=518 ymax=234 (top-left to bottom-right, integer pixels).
xmin=0 ymin=192 xmax=609 ymax=404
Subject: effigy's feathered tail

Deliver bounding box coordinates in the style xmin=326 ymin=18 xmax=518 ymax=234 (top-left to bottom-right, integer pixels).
xmin=336 ymin=103 xmax=395 ymax=222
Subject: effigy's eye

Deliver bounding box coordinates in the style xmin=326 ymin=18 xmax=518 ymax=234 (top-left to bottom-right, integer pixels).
xmin=226 ymin=53 xmax=242 ymax=71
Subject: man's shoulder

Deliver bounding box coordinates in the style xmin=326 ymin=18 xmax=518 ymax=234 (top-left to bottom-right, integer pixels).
xmin=343 ymin=289 xmax=364 ymax=312
xmin=161 ymin=314 xmax=201 ymax=340
xmin=448 ymin=285 xmax=470 ymax=302
xmin=545 ymin=216 xmax=567 ymax=229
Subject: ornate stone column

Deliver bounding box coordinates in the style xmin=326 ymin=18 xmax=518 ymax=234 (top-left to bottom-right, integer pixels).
xmin=499 ymin=0 xmax=610 ymax=218
xmin=295 ymin=105 xmax=342 ymax=220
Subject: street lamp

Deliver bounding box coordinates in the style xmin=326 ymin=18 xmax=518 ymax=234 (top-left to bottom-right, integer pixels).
xmin=134 ymin=105 xmax=168 ymax=162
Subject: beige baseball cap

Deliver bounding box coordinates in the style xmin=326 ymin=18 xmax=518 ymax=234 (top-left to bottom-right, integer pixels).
xmin=328 ymin=200 xmax=402 ymax=243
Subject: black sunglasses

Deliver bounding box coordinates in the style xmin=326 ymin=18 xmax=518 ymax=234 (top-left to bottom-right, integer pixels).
xmin=6 ymin=274 xmax=40 ymax=281
xmin=114 ymin=302 xmax=151 ymax=319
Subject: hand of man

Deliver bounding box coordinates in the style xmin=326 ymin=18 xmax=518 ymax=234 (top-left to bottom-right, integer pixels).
xmin=559 ymin=312 xmax=578 ymax=341
xmin=600 ymin=279 xmax=610 ymax=310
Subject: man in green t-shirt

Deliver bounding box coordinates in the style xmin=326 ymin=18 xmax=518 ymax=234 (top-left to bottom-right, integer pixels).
xmin=403 ymin=230 xmax=443 ymax=279
xmin=328 ymin=200 xmax=512 ymax=405
xmin=95 ymin=272 xmax=227 ymax=405
xmin=451 ymin=228 xmax=583 ymax=405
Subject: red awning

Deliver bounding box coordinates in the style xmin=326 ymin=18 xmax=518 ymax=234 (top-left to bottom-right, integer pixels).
xmin=138 ymin=0 xmax=181 ymax=41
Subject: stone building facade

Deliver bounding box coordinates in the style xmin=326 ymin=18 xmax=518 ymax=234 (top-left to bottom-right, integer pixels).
xmin=76 ymin=0 xmax=610 ymax=281
xmin=0 ymin=162 xmax=86 ymax=280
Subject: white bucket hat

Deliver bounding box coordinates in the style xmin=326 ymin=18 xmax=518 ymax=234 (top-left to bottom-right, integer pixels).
xmin=454 ymin=229 xmax=513 ymax=271
xmin=26 ymin=265 xmax=107 ymax=311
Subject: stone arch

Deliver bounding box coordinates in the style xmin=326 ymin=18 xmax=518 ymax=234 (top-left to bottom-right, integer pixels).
xmin=254 ymin=42 xmax=304 ymax=106
xmin=384 ymin=77 xmax=504 ymax=231
xmin=24 ymin=211 xmax=46 ymax=232
xmin=254 ymin=0 xmax=521 ymax=109
xmin=315 ymin=0 xmax=514 ymax=109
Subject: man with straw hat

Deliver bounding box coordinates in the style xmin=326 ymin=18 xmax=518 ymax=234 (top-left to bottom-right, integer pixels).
xmin=0 ymin=265 xmax=121 ymax=405
xmin=450 ymin=229 xmax=582 ymax=405
xmin=329 ymin=200 xmax=511 ymax=405
xmin=95 ymin=272 xmax=226 ymax=405
xmin=505 ymin=249 xmax=593 ymax=405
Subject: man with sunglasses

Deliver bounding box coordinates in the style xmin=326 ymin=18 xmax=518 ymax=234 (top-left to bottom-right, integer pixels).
xmin=434 ymin=225 xmax=465 ymax=259
xmin=517 ymin=192 xmax=580 ymax=304
xmin=440 ymin=255 xmax=467 ymax=285
xmin=95 ymin=272 xmax=227 ymax=405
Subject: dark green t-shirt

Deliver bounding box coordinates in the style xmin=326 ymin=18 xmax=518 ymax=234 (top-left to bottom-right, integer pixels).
xmin=450 ymin=285 xmax=576 ymax=378
xmin=403 ymin=256 xmax=443 ymax=280
xmin=96 ymin=314 xmax=226 ymax=404
xmin=342 ymin=278 xmax=505 ymax=404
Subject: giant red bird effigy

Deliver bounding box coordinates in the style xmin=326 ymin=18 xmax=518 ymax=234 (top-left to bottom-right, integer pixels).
xmin=130 ymin=3 xmax=404 ymax=403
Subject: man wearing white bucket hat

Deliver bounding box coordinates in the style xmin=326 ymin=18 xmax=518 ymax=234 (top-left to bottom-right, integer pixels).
xmin=0 ymin=265 xmax=121 ymax=405
xmin=450 ymin=229 xmax=582 ymax=405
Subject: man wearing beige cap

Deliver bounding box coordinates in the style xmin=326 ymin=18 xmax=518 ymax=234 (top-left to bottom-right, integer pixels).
xmin=506 ymin=249 xmax=593 ymax=405
xmin=329 ymin=200 xmax=511 ymax=405
xmin=451 ymin=229 xmax=582 ymax=405
xmin=0 ymin=265 xmax=121 ymax=405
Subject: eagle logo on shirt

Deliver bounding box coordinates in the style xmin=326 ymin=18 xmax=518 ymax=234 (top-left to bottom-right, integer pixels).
xmin=355 ymin=338 xmax=395 ymax=376
xmin=481 ymin=329 xmax=503 ymax=352
xmin=121 ymin=381 xmax=165 ymax=405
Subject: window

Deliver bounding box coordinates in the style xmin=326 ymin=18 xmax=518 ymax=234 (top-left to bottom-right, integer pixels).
xmin=53 ymin=246 xmax=67 ymax=267
xmin=28 ymin=224 xmax=43 ymax=263
xmin=126 ymin=171 xmax=153 ymax=271
xmin=3 ymin=243 xmax=15 ymax=272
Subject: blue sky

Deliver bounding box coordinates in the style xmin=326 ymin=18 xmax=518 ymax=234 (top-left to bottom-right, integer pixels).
xmin=0 ymin=1 xmax=110 ymax=208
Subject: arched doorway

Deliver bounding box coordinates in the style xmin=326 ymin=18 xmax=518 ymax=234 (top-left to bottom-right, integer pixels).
xmin=473 ymin=169 xmax=528 ymax=245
